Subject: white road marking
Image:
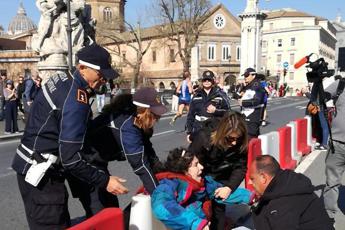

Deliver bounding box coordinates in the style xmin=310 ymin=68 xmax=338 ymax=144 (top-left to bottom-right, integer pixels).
xmin=0 ymin=171 xmax=16 ymax=179
xmin=153 ymin=130 xmax=175 ymax=137
xmin=295 ymin=150 xmax=323 ymax=174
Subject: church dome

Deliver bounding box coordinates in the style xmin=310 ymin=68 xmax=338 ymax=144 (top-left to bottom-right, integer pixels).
xmin=8 ymin=2 xmax=37 ymax=35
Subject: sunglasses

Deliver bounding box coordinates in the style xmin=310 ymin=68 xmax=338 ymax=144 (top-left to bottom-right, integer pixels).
xmin=202 ymin=79 xmax=213 ymax=82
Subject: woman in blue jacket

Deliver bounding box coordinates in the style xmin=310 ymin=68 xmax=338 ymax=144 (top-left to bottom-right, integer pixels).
xmin=152 ymin=148 xmax=253 ymax=230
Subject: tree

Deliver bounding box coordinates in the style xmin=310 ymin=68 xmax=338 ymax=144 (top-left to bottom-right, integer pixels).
xmin=156 ymin=0 xmax=212 ymax=71
xmin=98 ymin=21 xmax=152 ymax=90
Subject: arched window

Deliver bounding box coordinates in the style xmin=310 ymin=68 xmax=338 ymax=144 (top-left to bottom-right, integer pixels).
xmin=170 ymin=82 xmax=176 ymax=90
xmin=103 ymin=7 xmax=112 ymax=23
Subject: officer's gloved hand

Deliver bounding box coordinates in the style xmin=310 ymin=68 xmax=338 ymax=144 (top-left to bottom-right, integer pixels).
xmin=106 ymin=176 xmax=129 ymax=195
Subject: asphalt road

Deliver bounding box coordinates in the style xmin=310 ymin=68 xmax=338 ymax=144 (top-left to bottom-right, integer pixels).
xmin=0 ymin=97 xmax=309 ymax=229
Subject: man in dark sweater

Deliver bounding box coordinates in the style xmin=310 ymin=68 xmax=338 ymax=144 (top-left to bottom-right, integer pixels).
xmin=249 ymin=155 xmax=334 ymax=230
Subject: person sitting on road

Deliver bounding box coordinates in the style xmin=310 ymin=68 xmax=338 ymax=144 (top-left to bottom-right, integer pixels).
xmin=249 ymin=155 xmax=334 ymax=230
xmin=68 ymin=87 xmax=167 ymax=217
xmin=152 ymin=148 xmax=253 ymax=230
xmin=188 ymin=111 xmax=249 ymax=229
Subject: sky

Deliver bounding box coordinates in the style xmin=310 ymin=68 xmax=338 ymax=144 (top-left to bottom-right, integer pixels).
xmin=0 ymin=0 xmax=344 ymax=31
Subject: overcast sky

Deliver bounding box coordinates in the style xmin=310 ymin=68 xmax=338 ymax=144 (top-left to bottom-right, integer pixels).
xmin=0 ymin=0 xmax=344 ymax=31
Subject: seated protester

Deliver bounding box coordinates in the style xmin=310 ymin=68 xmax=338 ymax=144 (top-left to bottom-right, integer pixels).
xmin=249 ymin=155 xmax=334 ymax=230
xmin=189 ymin=111 xmax=248 ymax=230
xmin=68 ymin=88 xmax=167 ymax=217
xmin=152 ymin=148 xmax=253 ymax=230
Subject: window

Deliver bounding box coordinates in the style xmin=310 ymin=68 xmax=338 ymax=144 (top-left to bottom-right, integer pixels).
xmin=269 ymin=23 xmax=274 ymax=30
xmin=277 ymin=54 xmax=282 ymax=63
xmin=122 ymin=51 xmax=126 ymax=60
xmin=207 ymin=44 xmax=216 ymax=61
xmin=103 ymin=7 xmax=112 ymax=23
xmin=290 ymin=53 xmax=295 ymax=65
xmin=236 ymin=46 xmax=241 ymax=61
xmin=277 ymin=39 xmax=282 ymax=47
xmin=291 ymin=37 xmax=296 ymax=46
xmin=222 ymin=45 xmax=231 ymax=61
xmin=262 ymin=40 xmax=267 ymax=49
xmin=289 ymin=72 xmax=294 ymax=81
xmin=170 ymin=49 xmax=175 ymax=62
xmin=152 ymin=50 xmax=157 ymax=63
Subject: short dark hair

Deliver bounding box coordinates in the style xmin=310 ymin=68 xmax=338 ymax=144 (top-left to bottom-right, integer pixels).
xmin=255 ymin=155 xmax=281 ymax=177
xmin=165 ymin=148 xmax=195 ymax=174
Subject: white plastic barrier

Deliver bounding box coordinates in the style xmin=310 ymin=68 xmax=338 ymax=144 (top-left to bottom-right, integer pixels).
xmin=258 ymin=131 xmax=280 ymax=162
xmin=129 ymin=193 xmax=169 ymax=230
xmin=287 ymin=121 xmax=302 ymax=164
xmin=304 ymin=115 xmax=314 ymax=150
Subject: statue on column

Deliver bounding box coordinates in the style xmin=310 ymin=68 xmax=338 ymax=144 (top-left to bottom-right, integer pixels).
xmin=32 ymin=0 xmax=96 ymax=80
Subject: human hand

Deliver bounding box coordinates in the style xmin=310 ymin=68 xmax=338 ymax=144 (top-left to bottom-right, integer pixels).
xmin=106 ymin=176 xmax=129 ymax=195
xmin=206 ymin=104 xmax=216 ymax=113
xmin=202 ymin=222 xmax=210 ymax=230
xmin=214 ymin=186 xmax=232 ymax=201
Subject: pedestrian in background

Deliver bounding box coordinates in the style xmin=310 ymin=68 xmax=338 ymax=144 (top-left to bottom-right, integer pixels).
xmin=4 ymin=80 xmax=18 ymax=134
xmin=22 ymin=74 xmax=36 ymax=122
xmin=186 ymin=70 xmax=231 ymax=143
xmin=239 ymin=68 xmax=265 ymax=139
xmin=16 ymin=76 xmax=25 ymax=116
xmin=11 ymin=44 xmax=128 ymax=229
xmin=152 ymin=148 xmax=253 ymax=230
xmin=189 ymin=111 xmax=249 ymax=230
xmin=170 ymin=71 xmax=193 ymax=125
xmin=95 ymin=79 xmax=107 ymax=113
xmin=0 ymin=73 xmax=7 ymax=121
xmin=110 ymin=82 xmax=122 ymax=99
xmin=249 ymin=155 xmax=333 ymax=230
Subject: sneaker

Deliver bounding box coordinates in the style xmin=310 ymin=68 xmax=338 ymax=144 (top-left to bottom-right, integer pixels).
xmin=4 ymin=131 xmax=11 ymax=135
xmin=169 ymin=118 xmax=175 ymax=126
xmin=315 ymin=145 xmax=327 ymax=151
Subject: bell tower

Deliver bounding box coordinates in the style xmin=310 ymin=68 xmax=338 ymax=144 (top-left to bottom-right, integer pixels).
xmin=86 ymin=0 xmax=126 ymax=33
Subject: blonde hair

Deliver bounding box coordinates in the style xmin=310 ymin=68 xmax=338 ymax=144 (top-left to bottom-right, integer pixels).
xmin=210 ymin=112 xmax=248 ymax=153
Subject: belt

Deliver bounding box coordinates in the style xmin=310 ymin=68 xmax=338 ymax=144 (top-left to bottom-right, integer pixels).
xmin=195 ymin=115 xmax=210 ymax=122
xmin=16 ymin=144 xmax=58 ymax=165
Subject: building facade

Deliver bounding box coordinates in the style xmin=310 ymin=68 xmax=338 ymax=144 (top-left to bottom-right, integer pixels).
xmin=332 ymin=15 xmax=345 ymax=73
xmin=261 ymin=9 xmax=337 ymax=90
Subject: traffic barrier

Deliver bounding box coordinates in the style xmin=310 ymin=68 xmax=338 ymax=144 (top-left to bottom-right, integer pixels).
xmin=277 ymin=126 xmax=296 ymax=170
xmin=258 ymin=131 xmax=280 ymax=161
xmin=129 ymin=193 xmax=168 ymax=230
xmin=245 ymin=138 xmax=262 ymax=191
xmin=304 ymin=115 xmax=314 ymax=150
xmin=287 ymin=121 xmax=301 ymax=163
xmin=295 ymin=118 xmax=311 ymax=155
xmin=67 ymin=208 xmax=124 ymax=230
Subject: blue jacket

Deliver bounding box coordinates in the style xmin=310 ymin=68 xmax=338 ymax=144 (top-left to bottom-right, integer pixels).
xmin=12 ymin=71 xmax=109 ymax=188
xmin=152 ymin=172 xmax=251 ymax=230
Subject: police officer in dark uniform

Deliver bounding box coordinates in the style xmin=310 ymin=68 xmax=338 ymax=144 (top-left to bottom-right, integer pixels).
xmin=239 ymin=67 xmax=265 ymax=139
xmin=11 ymin=44 xmax=129 ymax=229
xmin=186 ymin=70 xmax=231 ymax=142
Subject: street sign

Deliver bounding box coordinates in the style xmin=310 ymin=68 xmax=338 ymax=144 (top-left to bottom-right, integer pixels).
xmin=283 ymin=62 xmax=289 ymax=68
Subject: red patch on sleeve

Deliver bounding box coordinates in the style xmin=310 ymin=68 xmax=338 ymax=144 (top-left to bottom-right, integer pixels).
xmin=77 ymin=89 xmax=88 ymax=104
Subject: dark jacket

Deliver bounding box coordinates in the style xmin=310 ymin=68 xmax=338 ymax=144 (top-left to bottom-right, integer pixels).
xmin=188 ymin=127 xmax=247 ymax=191
xmin=252 ymin=170 xmax=334 ymax=230
xmin=186 ymin=86 xmax=231 ymax=135
xmin=12 ymin=71 xmax=109 ymax=188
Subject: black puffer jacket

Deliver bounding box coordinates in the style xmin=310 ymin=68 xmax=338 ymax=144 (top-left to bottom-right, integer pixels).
xmin=252 ymin=170 xmax=334 ymax=230
xmin=188 ymin=126 xmax=247 ymax=191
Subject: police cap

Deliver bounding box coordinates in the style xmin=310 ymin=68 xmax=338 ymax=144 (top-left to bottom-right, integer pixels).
xmin=76 ymin=43 xmax=119 ymax=80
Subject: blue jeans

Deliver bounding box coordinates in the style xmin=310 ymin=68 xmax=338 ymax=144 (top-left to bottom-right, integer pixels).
xmin=318 ymin=111 xmax=329 ymax=146
xmin=96 ymin=94 xmax=105 ymax=113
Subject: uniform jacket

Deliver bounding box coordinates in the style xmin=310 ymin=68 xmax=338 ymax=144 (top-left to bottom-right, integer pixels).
xmin=82 ymin=111 xmax=160 ymax=194
xmin=152 ymin=172 xmax=251 ymax=230
xmin=12 ymin=71 xmax=109 ymax=188
xmin=186 ymin=86 xmax=231 ymax=134
xmin=189 ymin=128 xmax=247 ymax=191
xmin=241 ymin=78 xmax=265 ymax=118
xmin=252 ymin=170 xmax=334 ymax=230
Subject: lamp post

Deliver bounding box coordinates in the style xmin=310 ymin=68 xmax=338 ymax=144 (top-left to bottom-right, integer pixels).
xmin=66 ymin=0 xmax=73 ymax=71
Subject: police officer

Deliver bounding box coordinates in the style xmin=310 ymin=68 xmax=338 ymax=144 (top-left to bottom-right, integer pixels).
xmin=239 ymin=68 xmax=265 ymax=139
xmin=186 ymin=70 xmax=231 ymax=142
xmin=11 ymin=44 xmax=129 ymax=229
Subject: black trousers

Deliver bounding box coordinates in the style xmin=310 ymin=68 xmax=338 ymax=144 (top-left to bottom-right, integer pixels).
xmin=210 ymin=200 xmax=226 ymax=230
xmin=17 ymin=173 xmax=70 ymax=230
xmin=4 ymin=100 xmax=18 ymax=133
